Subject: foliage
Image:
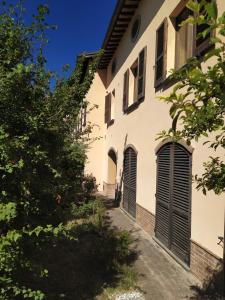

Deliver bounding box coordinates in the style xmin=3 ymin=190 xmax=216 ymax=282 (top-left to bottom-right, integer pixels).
xmin=16 ymin=198 xmax=137 ymax=299
xmin=0 ymin=1 xmax=101 ymax=299
xmin=70 ymin=201 xmax=95 ymax=219
xmin=82 ymin=173 xmax=98 ymax=202
xmin=158 ymin=0 xmax=225 ymax=195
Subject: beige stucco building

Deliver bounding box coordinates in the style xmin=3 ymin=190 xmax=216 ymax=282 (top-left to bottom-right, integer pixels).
xmin=81 ymin=0 xmax=225 ymax=282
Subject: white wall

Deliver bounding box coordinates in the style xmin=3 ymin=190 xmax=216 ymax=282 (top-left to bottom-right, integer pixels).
xmin=101 ymin=0 xmax=224 ymax=258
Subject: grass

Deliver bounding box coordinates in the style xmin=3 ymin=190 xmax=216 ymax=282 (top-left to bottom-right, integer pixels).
xmin=18 ymin=198 xmax=138 ymax=300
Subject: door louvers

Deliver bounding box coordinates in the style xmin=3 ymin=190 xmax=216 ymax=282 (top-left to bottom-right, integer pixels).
xmin=123 ymin=147 xmax=137 ymax=218
xmin=156 ymin=143 xmax=191 ymax=265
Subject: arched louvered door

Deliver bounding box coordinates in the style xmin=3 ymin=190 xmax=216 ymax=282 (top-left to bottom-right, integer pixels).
xmin=123 ymin=147 xmax=137 ymax=218
xmin=155 ymin=143 xmax=192 ymax=265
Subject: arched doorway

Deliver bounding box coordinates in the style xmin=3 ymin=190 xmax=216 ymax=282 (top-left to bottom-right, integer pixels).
xmin=106 ymin=149 xmax=117 ymax=199
xmin=155 ymin=142 xmax=192 ymax=265
xmin=123 ymin=146 xmax=137 ymax=218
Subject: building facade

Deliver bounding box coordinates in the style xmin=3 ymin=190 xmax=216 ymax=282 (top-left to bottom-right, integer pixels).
xmin=83 ymin=0 xmax=225 ymax=282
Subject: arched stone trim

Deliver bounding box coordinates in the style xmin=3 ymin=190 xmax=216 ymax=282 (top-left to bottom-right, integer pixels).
xmin=124 ymin=144 xmax=138 ymax=155
xmin=155 ymin=138 xmax=194 ymax=154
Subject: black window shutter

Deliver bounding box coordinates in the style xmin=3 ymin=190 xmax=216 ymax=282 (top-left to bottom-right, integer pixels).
xmin=154 ymin=18 xmax=168 ymax=88
xmin=137 ymin=46 xmax=147 ymax=101
xmin=194 ymin=22 xmax=212 ymax=57
xmin=156 ymin=143 xmax=191 ymax=265
xmin=171 ymin=143 xmax=191 ymax=265
xmin=105 ymin=94 xmax=111 ymax=124
xmin=155 ymin=143 xmax=171 ymax=247
xmin=123 ymin=147 xmax=137 ymax=218
xmin=123 ymin=70 xmax=129 ymax=112
xmin=163 ymin=18 xmax=168 ymax=80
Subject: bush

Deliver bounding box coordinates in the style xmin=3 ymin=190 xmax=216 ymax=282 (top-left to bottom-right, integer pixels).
xmin=71 ymin=202 xmax=95 ymax=219
xmin=81 ymin=174 xmax=98 ymax=202
xmin=0 ymin=2 xmax=101 ymax=299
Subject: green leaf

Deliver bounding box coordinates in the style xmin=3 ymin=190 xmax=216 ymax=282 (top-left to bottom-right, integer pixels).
xmin=180 ymin=16 xmax=195 ymax=27
xmin=186 ymin=0 xmax=200 ymax=13
xmin=205 ymin=1 xmax=217 ymax=20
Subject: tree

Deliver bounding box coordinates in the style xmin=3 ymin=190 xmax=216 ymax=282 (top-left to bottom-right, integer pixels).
xmin=158 ymin=0 xmax=224 ymax=294
xmin=0 ymin=1 xmax=101 ymax=299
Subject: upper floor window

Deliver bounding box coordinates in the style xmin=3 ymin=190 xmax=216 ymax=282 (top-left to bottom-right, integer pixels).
xmin=111 ymin=58 xmax=117 ymax=75
xmin=194 ymin=2 xmax=212 ymax=56
xmin=105 ymin=91 xmax=115 ymax=126
xmin=129 ymin=59 xmax=138 ymax=105
xmin=131 ymin=15 xmax=141 ymax=42
xmin=154 ymin=1 xmax=213 ymax=88
xmin=175 ymin=8 xmax=193 ymax=70
xmin=155 ymin=19 xmax=168 ymax=88
xmin=123 ymin=47 xmax=147 ymax=112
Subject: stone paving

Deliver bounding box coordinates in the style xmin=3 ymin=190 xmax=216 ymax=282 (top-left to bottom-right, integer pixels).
xmin=107 ymin=207 xmax=200 ymax=300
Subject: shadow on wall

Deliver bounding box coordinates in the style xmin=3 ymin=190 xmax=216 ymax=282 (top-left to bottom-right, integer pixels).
xmin=115 ymin=134 xmax=128 ymax=207
xmin=108 ymin=0 xmax=165 ymax=85
xmin=190 ymin=263 xmax=224 ymax=300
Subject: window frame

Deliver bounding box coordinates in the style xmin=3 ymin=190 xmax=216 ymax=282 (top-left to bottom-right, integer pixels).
xmin=130 ymin=59 xmax=138 ymax=103
xmin=105 ymin=92 xmax=115 ymax=127
xmin=174 ymin=7 xmax=194 ymax=70
xmin=123 ymin=46 xmax=147 ymax=114
xmin=131 ymin=15 xmax=141 ymax=42
xmin=105 ymin=93 xmax=112 ymax=125
xmin=174 ymin=4 xmax=214 ymax=70
xmin=154 ymin=18 xmax=168 ymax=88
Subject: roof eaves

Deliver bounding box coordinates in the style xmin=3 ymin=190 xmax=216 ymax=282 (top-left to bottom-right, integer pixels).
xmin=99 ymin=0 xmax=141 ymax=69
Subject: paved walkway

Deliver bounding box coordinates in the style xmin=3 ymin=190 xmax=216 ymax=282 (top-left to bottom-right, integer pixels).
xmin=107 ymin=207 xmax=200 ymax=300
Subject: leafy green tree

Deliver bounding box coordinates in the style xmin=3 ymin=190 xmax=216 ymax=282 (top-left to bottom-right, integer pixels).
xmin=159 ymin=0 xmax=225 ymax=195
xmin=0 ymin=1 xmax=101 ymax=299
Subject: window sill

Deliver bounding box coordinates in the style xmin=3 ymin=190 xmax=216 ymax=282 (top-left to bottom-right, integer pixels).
xmin=155 ymin=43 xmax=215 ymax=92
xmin=124 ymin=97 xmax=144 ymax=114
xmin=155 ymin=75 xmax=177 ymax=92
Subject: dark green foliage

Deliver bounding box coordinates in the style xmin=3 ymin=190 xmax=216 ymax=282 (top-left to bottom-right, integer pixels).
xmin=82 ymin=174 xmax=98 ymax=203
xmin=0 ymin=1 xmax=101 ymax=298
xmin=25 ymin=214 xmax=135 ymax=300
xmin=71 ymin=202 xmax=95 ymax=219
xmin=159 ymin=0 xmax=225 ymax=195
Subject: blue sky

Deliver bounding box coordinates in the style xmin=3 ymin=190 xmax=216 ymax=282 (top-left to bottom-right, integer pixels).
xmin=24 ymin=0 xmax=117 ymax=77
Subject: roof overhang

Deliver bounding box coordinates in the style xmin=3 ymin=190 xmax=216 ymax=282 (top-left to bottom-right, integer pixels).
xmin=99 ymin=0 xmax=141 ymax=69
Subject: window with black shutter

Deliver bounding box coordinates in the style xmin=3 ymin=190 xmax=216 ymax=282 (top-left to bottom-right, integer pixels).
xmin=123 ymin=147 xmax=137 ymax=218
xmin=172 ymin=0 xmax=213 ymax=69
xmin=137 ymin=46 xmax=147 ymax=100
xmin=123 ymin=47 xmax=147 ymax=113
xmin=155 ymin=19 xmax=168 ymax=88
xmin=123 ymin=70 xmax=129 ymax=112
xmin=155 ymin=142 xmax=192 ymax=265
xmin=105 ymin=93 xmax=111 ymax=124
xmin=194 ymin=1 xmax=213 ymax=56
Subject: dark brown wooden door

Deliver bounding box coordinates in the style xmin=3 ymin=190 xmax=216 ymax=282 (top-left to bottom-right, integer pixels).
xmin=155 ymin=143 xmax=191 ymax=265
xmin=123 ymin=147 xmax=137 ymax=218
